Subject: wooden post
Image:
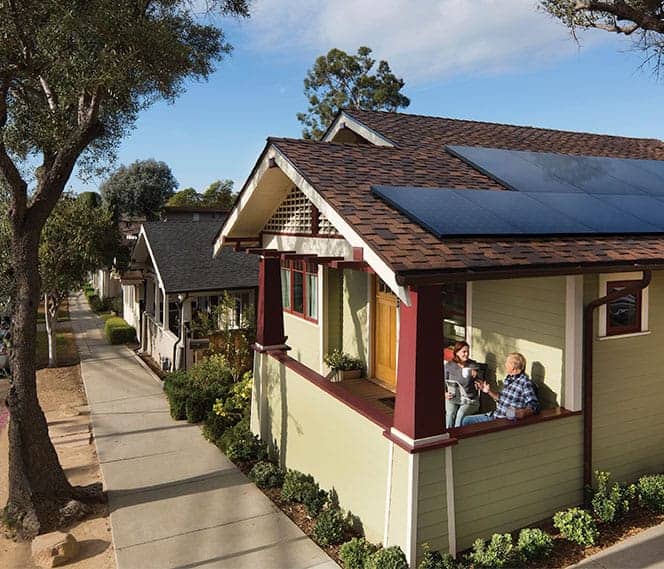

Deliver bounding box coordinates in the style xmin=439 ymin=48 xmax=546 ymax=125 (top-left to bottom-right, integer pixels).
xmin=256 ymin=256 xmax=287 ymax=349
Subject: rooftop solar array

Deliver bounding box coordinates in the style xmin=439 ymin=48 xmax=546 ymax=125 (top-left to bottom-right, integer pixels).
xmin=370 ymin=146 xmax=664 ymax=237
xmin=371 ymin=186 xmax=664 ymax=237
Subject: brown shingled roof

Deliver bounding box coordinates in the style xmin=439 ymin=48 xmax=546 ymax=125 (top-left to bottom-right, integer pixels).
xmin=270 ymin=110 xmax=664 ymax=278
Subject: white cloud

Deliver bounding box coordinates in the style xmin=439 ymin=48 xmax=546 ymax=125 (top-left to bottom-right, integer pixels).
xmin=244 ymin=0 xmax=604 ymax=82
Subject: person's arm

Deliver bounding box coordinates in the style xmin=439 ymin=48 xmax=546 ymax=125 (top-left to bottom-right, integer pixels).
xmin=515 ymin=379 xmax=540 ymax=418
xmin=514 ymin=406 xmax=534 ymax=419
xmin=476 ymin=380 xmax=499 ymax=402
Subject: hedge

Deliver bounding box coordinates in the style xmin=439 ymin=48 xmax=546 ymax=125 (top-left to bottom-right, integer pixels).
xmin=104 ymin=316 xmax=136 ymax=344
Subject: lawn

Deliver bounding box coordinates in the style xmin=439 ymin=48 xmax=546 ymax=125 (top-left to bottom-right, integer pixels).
xmin=36 ymin=327 xmax=79 ymax=369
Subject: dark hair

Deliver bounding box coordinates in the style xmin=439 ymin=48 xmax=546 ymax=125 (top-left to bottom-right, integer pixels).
xmin=452 ymin=341 xmax=470 ymax=364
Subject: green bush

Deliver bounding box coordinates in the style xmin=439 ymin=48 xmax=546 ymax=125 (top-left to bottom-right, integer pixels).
xmin=104 ymin=316 xmax=136 ymax=344
xmin=281 ymin=470 xmax=315 ymax=503
xmin=418 ymin=543 xmax=463 ymax=569
xmin=365 ymin=546 xmax=408 ymax=569
xmin=202 ymin=410 xmax=232 ymax=444
xmin=185 ymin=391 xmax=212 ymax=424
xmin=553 ymin=508 xmax=598 ymax=547
xmin=163 ymin=370 xmax=189 ymax=420
xmin=312 ymin=508 xmax=346 ymax=546
xmin=222 ymin=421 xmax=267 ymax=462
xmin=189 ymin=354 xmax=234 ymax=392
xmin=636 ymin=474 xmax=664 ymax=513
xmin=302 ymin=482 xmax=328 ymax=517
xmin=467 ymin=534 xmax=520 ymax=569
xmin=592 ymin=471 xmax=633 ymax=524
xmin=249 ymin=461 xmax=284 ymax=489
xmin=517 ymin=528 xmax=554 ymax=561
xmin=339 ymin=537 xmax=378 ymax=569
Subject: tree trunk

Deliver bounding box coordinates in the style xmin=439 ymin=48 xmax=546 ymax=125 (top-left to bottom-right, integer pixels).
xmin=4 ymin=229 xmax=102 ymax=539
xmin=44 ymin=294 xmax=58 ymax=368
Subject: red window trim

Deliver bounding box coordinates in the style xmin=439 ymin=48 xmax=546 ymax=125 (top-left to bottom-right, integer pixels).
xmin=281 ymin=260 xmax=318 ymax=323
xmin=606 ymin=279 xmax=642 ymax=336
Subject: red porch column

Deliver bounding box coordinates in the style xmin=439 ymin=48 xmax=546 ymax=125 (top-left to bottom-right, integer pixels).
xmin=392 ymin=285 xmax=445 ymax=446
xmin=256 ymin=255 xmax=287 ymax=349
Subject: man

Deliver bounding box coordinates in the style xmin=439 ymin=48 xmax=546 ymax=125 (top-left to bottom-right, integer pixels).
xmin=461 ymin=352 xmax=539 ymax=426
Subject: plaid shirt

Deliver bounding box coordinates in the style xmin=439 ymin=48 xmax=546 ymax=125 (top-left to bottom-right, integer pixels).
xmin=494 ymin=372 xmax=540 ymax=418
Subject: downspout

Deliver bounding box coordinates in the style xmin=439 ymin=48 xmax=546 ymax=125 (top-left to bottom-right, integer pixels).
xmin=173 ymin=293 xmax=188 ymax=371
xmin=583 ymin=270 xmax=651 ymax=488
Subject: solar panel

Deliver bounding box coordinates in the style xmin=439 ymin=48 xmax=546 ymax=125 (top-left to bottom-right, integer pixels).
xmin=446 ymin=145 xmax=664 ymax=196
xmin=371 ymin=186 xmax=664 ymax=237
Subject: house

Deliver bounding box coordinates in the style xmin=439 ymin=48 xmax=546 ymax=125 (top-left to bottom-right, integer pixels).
xmin=213 ymin=109 xmax=664 ymax=566
xmin=123 ymin=215 xmax=259 ymax=371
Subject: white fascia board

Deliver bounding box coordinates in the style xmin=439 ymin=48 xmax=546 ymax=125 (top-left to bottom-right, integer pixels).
xmin=273 ymin=150 xmax=411 ymax=305
xmin=323 ymin=111 xmax=396 ymax=147
xmin=138 ymin=225 xmax=166 ymax=294
xmin=213 ymin=147 xmax=275 ymax=257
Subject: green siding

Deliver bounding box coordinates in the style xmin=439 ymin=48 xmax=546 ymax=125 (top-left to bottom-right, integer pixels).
xmin=590 ymin=270 xmax=664 ymax=481
xmin=326 ymin=268 xmax=342 ymax=353
xmin=452 ymin=416 xmax=583 ymax=550
xmin=283 ymin=312 xmax=320 ymax=370
xmin=342 ymin=269 xmax=370 ymax=367
xmin=417 ymin=450 xmax=448 ymax=555
xmin=471 ymin=277 xmax=566 ymax=409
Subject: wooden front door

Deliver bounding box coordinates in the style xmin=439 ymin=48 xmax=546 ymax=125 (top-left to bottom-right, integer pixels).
xmin=374 ymin=279 xmax=398 ymax=391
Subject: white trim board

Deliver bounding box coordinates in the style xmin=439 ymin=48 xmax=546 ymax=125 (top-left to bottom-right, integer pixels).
xmin=323 ymin=111 xmax=396 ymax=147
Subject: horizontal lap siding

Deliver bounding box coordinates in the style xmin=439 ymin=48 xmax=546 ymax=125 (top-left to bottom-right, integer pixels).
xmin=283 ymin=312 xmax=320 ymax=371
xmin=453 ymin=416 xmax=583 ymax=550
xmin=590 ymin=271 xmax=664 ymax=481
xmin=342 ymin=269 xmax=370 ymax=367
xmin=417 ymin=450 xmax=448 ymax=555
xmin=254 ymin=354 xmax=391 ymax=544
xmin=471 ymin=277 xmax=566 ymax=409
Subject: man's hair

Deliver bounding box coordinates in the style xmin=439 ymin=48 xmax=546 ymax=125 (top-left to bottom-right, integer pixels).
xmin=506 ymin=352 xmax=526 ymax=372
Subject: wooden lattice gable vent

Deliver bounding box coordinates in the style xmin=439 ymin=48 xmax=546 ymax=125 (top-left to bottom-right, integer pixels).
xmin=263 ymin=186 xmax=339 ymax=236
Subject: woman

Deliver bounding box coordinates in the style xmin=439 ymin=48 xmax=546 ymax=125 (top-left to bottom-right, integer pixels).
xmin=444 ymin=341 xmax=480 ymax=428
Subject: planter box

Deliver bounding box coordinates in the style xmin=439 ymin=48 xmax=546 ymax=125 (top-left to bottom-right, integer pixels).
xmin=331 ymin=369 xmax=362 ymax=383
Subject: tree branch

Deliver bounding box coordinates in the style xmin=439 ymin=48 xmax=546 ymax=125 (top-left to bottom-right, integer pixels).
xmin=575 ymin=0 xmax=664 ymax=34
xmin=39 ymin=76 xmax=58 ymax=112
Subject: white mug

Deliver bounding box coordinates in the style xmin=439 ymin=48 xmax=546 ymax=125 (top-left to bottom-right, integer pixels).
xmin=461 ymin=367 xmax=471 ymax=379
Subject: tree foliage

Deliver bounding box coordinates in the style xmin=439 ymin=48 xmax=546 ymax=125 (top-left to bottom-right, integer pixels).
xmin=296 ymin=46 xmax=410 ymax=140
xmin=101 ymin=159 xmax=178 ymax=219
xmin=77 ymin=191 xmax=102 ymax=209
xmin=165 ymin=178 xmax=235 ymax=209
xmin=40 ymin=195 xmax=117 ymax=366
xmin=0 ymin=0 xmax=249 ymax=538
xmin=542 ymin=1 xmax=664 ymax=72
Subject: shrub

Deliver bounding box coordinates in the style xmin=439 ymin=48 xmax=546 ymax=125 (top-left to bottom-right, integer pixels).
xmin=467 ymin=533 xmax=520 ymax=569
xmin=553 ymin=508 xmax=598 ymax=547
xmin=185 ymin=391 xmax=212 ymax=424
xmin=202 ymin=410 xmax=232 ymax=444
xmin=104 ymin=316 xmax=136 ymax=344
xmin=365 ymin=546 xmax=408 ymax=569
xmin=517 ymin=528 xmax=554 ymax=561
xmin=222 ymin=420 xmax=267 ymax=462
xmin=211 ymin=373 xmax=252 ymax=425
xmin=163 ymin=370 xmax=189 ymax=420
xmin=312 ymin=508 xmax=346 ymax=546
xmin=418 ymin=543 xmax=463 ymax=569
xmin=302 ymin=483 xmax=328 ymax=517
xmin=189 ymin=354 xmax=234 ymax=393
xmin=636 ymin=474 xmax=664 ymax=513
xmin=281 ymin=470 xmax=316 ymax=503
xmin=249 ymin=461 xmax=284 ymax=489
xmin=339 ymin=537 xmax=378 ymax=569
xmin=592 ymin=471 xmax=633 ymax=524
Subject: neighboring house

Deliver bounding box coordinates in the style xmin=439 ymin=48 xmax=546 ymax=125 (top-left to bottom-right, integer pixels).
xmin=123 ymin=216 xmax=258 ymax=371
xmin=213 ymin=109 xmax=664 ymax=565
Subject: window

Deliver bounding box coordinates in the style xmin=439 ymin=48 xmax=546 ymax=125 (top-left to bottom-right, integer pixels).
xmin=442 ymin=283 xmax=467 ymax=349
xmin=281 ymin=260 xmax=318 ymax=322
xmin=599 ymin=273 xmax=649 ymax=338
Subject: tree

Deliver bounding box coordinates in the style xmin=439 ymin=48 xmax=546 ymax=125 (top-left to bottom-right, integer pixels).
xmin=166 ymin=187 xmax=201 ymax=207
xmin=296 ymin=46 xmax=410 ymax=140
xmin=40 ymin=196 xmax=117 ymax=367
xmin=101 ymin=159 xmax=178 ymax=220
xmin=201 ymin=179 xmax=235 ymax=209
xmin=0 ymin=0 xmax=249 ymax=538
xmin=542 ymin=1 xmax=664 ymax=72
xmin=77 ymin=191 xmax=102 ymax=209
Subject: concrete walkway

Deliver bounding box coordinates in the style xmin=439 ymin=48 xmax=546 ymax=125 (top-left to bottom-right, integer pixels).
xmin=70 ymin=294 xmax=336 ymax=569
xmin=570 ymin=522 xmax=664 ymax=569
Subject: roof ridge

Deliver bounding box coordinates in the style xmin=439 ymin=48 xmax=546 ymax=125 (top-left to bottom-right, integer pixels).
xmin=343 ymin=108 xmax=664 ymax=145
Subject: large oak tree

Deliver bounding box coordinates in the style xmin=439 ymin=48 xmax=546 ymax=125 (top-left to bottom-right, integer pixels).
xmin=0 ymin=0 xmax=248 ymax=538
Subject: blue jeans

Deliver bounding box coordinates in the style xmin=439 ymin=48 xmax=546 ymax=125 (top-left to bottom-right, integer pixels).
xmin=461 ymin=412 xmax=496 ymax=426
xmin=445 ymin=399 xmax=480 ymax=428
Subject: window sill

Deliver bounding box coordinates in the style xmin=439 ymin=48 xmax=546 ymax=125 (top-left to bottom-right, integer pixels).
xmin=597 ymin=330 xmax=651 ymax=341
xmin=282 ymin=311 xmax=319 ymax=325
xmin=447 ymin=407 xmax=581 ymax=440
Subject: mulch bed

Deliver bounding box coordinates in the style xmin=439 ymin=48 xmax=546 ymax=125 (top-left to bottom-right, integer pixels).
xmin=138 ymin=353 xmax=167 ymax=380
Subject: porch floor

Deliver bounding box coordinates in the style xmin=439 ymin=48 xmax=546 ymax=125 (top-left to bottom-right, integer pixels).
xmin=337 ymin=378 xmax=396 ymax=417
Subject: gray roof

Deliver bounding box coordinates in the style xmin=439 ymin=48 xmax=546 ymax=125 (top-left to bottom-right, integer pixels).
xmin=143 ymin=220 xmax=259 ymax=293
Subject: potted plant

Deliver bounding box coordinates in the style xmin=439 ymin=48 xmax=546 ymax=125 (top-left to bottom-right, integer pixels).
xmin=324 ymin=350 xmax=363 ymax=382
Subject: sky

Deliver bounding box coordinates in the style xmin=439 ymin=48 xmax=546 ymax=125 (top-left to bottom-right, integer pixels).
xmin=72 ymin=0 xmax=664 ymax=194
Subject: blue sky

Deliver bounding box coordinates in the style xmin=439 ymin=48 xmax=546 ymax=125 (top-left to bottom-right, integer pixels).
xmin=72 ymin=0 xmax=664 ymax=194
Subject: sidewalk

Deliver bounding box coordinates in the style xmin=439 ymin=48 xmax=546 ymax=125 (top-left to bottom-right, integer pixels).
xmin=70 ymin=293 xmax=336 ymax=569
xmin=570 ymin=522 xmax=664 ymax=569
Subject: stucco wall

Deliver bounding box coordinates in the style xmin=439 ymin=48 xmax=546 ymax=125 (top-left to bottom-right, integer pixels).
xmin=452 ymin=416 xmax=583 ymax=550
xmin=587 ymin=270 xmax=664 ymax=481
xmin=470 ymin=277 xmax=566 ymax=409
xmin=342 ymin=269 xmax=370 ymax=368
xmin=251 ymin=353 xmax=397 ymax=546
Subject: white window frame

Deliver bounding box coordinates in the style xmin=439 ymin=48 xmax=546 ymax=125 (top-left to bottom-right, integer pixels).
xmin=598 ymin=272 xmax=650 ymax=340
